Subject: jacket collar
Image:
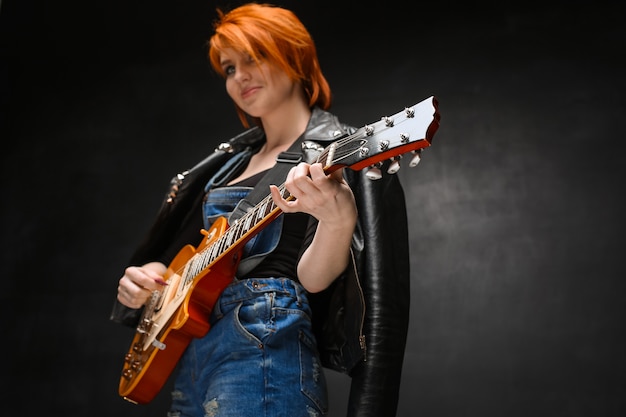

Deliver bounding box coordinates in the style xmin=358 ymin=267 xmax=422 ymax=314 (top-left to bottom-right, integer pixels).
xmin=224 ymin=107 xmax=350 ymax=153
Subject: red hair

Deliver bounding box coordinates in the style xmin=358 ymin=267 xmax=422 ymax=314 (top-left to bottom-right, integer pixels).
xmin=208 ymin=3 xmax=332 ymax=128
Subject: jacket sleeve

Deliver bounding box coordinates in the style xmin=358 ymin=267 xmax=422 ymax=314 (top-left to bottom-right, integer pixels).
xmin=346 ymin=168 xmax=411 ymax=417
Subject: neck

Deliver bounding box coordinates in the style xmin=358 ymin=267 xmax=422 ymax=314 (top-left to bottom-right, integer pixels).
xmin=261 ymin=96 xmax=311 ymax=151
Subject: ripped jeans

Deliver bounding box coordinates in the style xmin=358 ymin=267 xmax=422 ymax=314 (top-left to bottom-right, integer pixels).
xmin=167 ymin=277 xmax=328 ymax=417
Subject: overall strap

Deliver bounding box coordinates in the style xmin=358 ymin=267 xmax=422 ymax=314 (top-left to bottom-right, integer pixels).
xmin=203 ymin=147 xmax=254 ymax=193
xmin=229 ymin=136 xmax=304 ymax=223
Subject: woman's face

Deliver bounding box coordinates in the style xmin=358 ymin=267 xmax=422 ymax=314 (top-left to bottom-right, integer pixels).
xmin=220 ymin=48 xmax=299 ymax=120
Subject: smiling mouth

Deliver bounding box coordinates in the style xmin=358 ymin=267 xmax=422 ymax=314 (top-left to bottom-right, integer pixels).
xmin=241 ymin=86 xmax=259 ymax=99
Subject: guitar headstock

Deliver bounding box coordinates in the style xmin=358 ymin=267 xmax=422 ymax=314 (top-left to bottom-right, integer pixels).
xmin=319 ymin=95 xmax=440 ymax=179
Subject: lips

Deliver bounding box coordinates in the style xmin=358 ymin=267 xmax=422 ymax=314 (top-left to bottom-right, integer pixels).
xmin=241 ymin=86 xmax=260 ymax=99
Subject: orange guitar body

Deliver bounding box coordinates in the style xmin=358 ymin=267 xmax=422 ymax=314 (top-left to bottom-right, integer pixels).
xmin=119 ymin=217 xmax=240 ymax=404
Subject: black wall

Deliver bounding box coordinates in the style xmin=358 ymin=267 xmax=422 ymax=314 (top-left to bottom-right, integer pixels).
xmin=2 ymin=1 xmax=625 ymax=416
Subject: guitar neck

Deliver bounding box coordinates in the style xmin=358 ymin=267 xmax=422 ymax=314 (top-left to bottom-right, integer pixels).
xmin=183 ymin=95 xmax=439 ymax=285
xmin=183 ymin=185 xmax=287 ymax=284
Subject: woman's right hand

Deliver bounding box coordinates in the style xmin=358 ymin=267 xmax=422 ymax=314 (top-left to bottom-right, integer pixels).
xmin=116 ymin=262 xmax=168 ymax=309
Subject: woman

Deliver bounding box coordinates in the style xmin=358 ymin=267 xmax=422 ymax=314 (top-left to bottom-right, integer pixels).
xmin=111 ymin=3 xmax=411 ymax=416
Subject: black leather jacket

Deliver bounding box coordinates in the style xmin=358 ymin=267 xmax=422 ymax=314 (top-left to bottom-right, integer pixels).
xmin=110 ymin=107 xmax=411 ymax=416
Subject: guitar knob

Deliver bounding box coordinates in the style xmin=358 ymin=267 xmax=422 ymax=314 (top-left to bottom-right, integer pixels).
xmin=409 ymin=149 xmax=422 ymax=167
xmin=387 ymin=156 xmax=401 ymax=174
xmin=131 ymin=360 xmax=143 ymax=371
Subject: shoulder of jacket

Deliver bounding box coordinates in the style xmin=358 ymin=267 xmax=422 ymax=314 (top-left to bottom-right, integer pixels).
xmin=164 ymin=127 xmax=264 ymax=204
xmin=183 ymin=127 xmax=263 ymax=174
xmin=304 ymin=107 xmax=356 ymax=144
xmin=216 ymin=126 xmax=265 ymax=154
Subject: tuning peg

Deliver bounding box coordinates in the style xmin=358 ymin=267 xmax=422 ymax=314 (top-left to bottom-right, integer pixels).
xmin=382 ymin=116 xmax=394 ymax=127
xmin=365 ymin=162 xmax=383 ymax=180
xmin=387 ymin=156 xmax=401 ymax=174
xmin=409 ymin=149 xmax=422 ymax=167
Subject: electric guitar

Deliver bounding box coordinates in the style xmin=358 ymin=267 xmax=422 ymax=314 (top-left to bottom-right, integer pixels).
xmin=119 ymin=95 xmax=440 ymax=404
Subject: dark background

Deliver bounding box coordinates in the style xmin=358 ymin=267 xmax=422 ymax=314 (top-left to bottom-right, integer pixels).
xmin=2 ymin=0 xmax=625 ymax=416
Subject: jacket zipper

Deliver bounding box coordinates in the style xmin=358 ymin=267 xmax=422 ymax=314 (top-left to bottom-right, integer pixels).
xmin=350 ymin=249 xmax=367 ymax=361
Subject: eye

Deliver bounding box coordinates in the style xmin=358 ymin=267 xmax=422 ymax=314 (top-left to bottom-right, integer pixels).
xmin=223 ymin=65 xmax=235 ymax=76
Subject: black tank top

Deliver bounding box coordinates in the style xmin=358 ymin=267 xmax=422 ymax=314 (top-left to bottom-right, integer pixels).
xmin=230 ymin=169 xmax=311 ymax=281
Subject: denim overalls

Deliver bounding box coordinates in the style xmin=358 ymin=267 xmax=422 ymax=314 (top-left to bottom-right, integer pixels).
xmin=168 ymin=151 xmax=328 ymax=417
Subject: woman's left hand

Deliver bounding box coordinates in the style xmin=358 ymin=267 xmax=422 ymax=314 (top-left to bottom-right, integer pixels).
xmin=269 ymin=162 xmax=357 ymax=225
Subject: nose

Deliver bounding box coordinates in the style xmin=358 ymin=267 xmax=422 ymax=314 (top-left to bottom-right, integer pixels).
xmin=233 ymin=66 xmax=250 ymax=82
